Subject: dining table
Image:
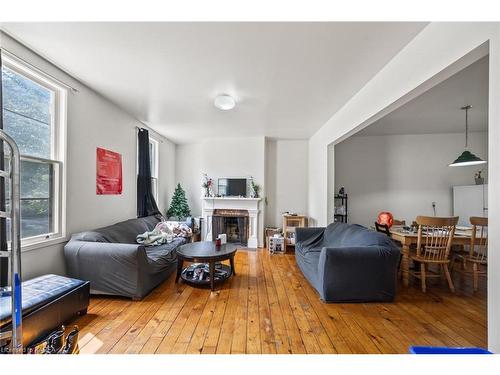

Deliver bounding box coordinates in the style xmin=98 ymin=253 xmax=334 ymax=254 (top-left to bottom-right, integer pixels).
xmin=389 ymin=226 xmax=477 ymax=287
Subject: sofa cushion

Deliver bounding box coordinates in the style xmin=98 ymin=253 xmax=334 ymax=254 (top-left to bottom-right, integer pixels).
xmin=144 ymin=237 xmax=187 ymax=273
xmin=71 ymin=231 xmax=110 ymax=243
xmin=94 ymin=215 xmax=161 ymax=244
xmin=323 ymin=222 xmax=394 ymax=248
xmin=165 ymin=217 xmax=194 ymax=228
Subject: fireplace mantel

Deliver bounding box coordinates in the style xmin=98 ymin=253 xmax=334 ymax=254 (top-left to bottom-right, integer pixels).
xmin=201 ymin=197 xmax=262 ymax=248
xmin=201 ymin=197 xmax=261 ymax=201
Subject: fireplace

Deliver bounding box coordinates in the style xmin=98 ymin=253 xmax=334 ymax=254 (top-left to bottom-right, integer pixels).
xmin=202 ymin=197 xmax=261 ymax=248
xmin=212 ymin=209 xmax=249 ymax=245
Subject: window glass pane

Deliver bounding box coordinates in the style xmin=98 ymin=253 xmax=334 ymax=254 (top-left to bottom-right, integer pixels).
xmin=149 ymin=141 xmax=156 ymax=177
xmin=3 ymin=159 xmax=53 ymax=239
xmin=151 ymin=177 xmax=158 ymax=202
xmin=21 ymin=160 xmax=51 ymax=199
xmin=20 ymin=160 xmax=52 ymax=238
xmin=2 ymin=67 xmax=51 ymax=124
xmin=3 ymin=110 xmax=51 ymax=159
xmin=2 ymin=67 xmax=52 ymax=159
xmin=21 ymin=198 xmax=51 ymax=238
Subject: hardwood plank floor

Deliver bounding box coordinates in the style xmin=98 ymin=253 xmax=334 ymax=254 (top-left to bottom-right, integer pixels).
xmin=73 ymin=248 xmax=487 ymax=354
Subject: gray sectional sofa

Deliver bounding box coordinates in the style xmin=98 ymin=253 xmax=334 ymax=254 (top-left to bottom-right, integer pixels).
xmin=295 ymin=222 xmax=400 ymax=303
xmin=64 ymin=215 xmax=187 ymax=300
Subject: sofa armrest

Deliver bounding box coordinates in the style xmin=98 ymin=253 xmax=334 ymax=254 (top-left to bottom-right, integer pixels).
xmin=318 ymin=245 xmax=400 ymax=302
xmin=295 ymin=227 xmax=325 ymax=244
xmin=64 ymin=241 xmax=148 ymax=297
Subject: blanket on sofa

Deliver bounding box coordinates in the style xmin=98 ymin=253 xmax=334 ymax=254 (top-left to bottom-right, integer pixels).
xmin=136 ymin=221 xmax=192 ymax=246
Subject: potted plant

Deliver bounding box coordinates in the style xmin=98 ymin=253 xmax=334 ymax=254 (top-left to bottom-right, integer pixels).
xmin=250 ymin=179 xmax=261 ymax=198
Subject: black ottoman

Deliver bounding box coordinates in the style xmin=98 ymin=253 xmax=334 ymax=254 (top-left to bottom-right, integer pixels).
xmin=0 ymin=274 xmax=90 ymax=347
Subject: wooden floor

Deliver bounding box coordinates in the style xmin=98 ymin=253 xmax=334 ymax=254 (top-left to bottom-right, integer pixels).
xmin=73 ymin=249 xmax=487 ymax=354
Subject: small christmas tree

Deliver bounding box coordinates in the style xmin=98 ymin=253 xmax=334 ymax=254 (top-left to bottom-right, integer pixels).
xmin=166 ymin=183 xmax=191 ymax=220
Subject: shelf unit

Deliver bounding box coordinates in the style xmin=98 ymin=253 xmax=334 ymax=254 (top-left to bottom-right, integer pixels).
xmin=282 ymin=214 xmax=308 ymax=248
xmin=333 ymin=194 xmax=348 ymax=223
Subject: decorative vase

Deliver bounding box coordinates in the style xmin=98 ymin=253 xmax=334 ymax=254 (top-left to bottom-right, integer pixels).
xmin=475 ymin=177 xmax=484 ymax=185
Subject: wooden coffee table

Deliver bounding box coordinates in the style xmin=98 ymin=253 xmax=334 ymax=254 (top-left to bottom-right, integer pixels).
xmin=175 ymin=242 xmax=237 ymax=291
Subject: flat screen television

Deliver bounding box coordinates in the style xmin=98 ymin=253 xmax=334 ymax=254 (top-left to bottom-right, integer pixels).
xmin=218 ymin=178 xmax=247 ymax=197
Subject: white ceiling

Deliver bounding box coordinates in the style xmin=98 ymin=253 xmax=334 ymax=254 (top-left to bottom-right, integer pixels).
xmin=356 ymin=55 xmax=489 ymax=137
xmin=1 ymin=22 xmax=427 ymax=143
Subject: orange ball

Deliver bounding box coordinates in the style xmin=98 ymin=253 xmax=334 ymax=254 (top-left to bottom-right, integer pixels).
xmin=377 ymin=212 xmax=394 ymax=228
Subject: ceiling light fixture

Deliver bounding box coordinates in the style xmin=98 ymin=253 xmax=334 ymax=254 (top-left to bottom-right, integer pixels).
xmin=449 ymin=105 xmax=487 ymax=167
xmin=214 ymin=94 xmax=236 ymax=111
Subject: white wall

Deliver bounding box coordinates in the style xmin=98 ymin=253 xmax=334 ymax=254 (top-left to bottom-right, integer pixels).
xmin=307 ymin=22 xmax=500 ymax=351
xmin=175 ymin=137 xmax=267 ymax=246
xmin=156 ymin=138 xmax=177 ymax=216
xmin=202 ymin=137 xmax=266 ymax=193
xmin=175 ymin=142 xmax=203 ymax=216
xmin=175 ymin=137 xmax=310 ymax=246
xmin=265 ymin=139 xmax=308 ymax=227
xmin=0 ymin=32 xmax=176 ymax=279
xmin=175 ymin=137 xmax=308 ymax=245
xmin=335 ymin=132 xmax=488 ymax=227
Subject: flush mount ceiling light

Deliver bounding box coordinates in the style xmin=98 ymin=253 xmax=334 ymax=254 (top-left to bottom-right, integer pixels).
xmin=449 ymin=105 xmax=487 ymax=167
xmin=214 ymin=94 xmax=236 ymax=111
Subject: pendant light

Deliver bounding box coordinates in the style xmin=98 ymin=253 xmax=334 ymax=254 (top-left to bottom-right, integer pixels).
xmin=449 ymin=105 xmax=487 ymax=167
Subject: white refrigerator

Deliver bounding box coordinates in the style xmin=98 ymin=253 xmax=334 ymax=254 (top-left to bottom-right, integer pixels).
xmin=453 ymin=184 xmax=488 ymax=227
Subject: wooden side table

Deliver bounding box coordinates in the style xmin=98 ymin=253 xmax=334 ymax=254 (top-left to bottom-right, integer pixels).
xmin=282 ymin=214 xmax=308 ymax=248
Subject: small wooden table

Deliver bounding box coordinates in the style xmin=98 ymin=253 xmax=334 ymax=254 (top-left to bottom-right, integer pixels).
xmin=282 ymin=214 xmax=308 ymax=248
xmin=175 ymin=242 xmax=237 ymax=291
xmin=389 ymin=227 xmax=476 ymax=287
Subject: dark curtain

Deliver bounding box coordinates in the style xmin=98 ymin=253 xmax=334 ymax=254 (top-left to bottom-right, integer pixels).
xmin=137 ymin=128 xmax=160 ymax=218
xmin=0 ymin=50 xmax=7 ymax=287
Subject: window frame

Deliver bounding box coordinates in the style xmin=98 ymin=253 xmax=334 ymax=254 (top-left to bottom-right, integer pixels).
xmin=149 ymin=136 xmax=159 ymax=203
xmin=2 ymin=52 xmax=67 ymax=250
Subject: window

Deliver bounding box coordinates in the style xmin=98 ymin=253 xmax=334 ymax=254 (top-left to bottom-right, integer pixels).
xmin=149 ymin=137 xmax=159 ymax=202
xmin=136 ymin=133 xmax=159 ymax=203
xmin=1 ymin=54 xmax=66 ymax=246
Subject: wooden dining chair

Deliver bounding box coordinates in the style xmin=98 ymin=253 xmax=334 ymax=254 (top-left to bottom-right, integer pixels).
xmin=453 ymin=217 xmax=488 ymax=292
xmin=410 ymin=216 xmax=458 ymax=293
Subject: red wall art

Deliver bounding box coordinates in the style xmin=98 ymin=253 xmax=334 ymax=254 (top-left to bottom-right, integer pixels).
xmin=96 ymin=147 xmax=123 ymax=195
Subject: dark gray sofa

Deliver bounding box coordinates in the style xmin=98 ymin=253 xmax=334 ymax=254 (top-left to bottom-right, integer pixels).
xmin=64 ymin=215 xmax=187 ymax=300
xmin=295 ymin=222 xmax=400 ymax=303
